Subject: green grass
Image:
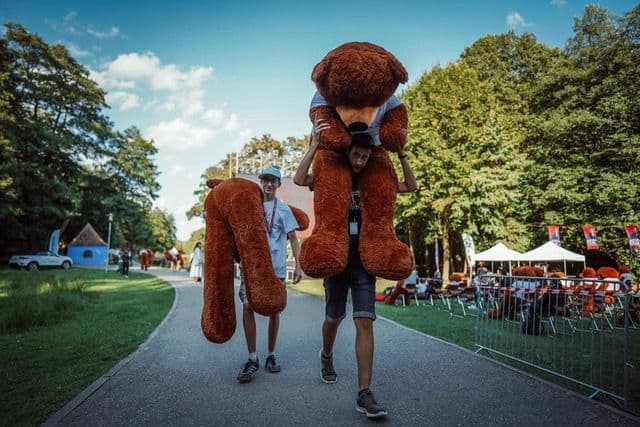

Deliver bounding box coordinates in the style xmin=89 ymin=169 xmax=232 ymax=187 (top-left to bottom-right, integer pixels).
xmin=289 ymin=279 xmax=639 ymax=414
xmin=0 ymin=269 xmax=174 ymax=427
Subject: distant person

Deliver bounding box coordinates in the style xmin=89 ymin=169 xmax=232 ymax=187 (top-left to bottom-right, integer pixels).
xmin=120 ymin=248 xmax=131 ymax=277
xmin=189 ymin=242 xmax=203 ymax=283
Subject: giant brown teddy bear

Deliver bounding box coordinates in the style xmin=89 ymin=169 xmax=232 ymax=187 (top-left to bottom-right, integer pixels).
xmin=300 ymin=42 xmax=413 ymax=280
xmin=201 ymin=178 xmax=309 ymax=343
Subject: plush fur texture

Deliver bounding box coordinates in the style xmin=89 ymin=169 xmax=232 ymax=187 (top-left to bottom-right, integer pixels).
xmin=596 ymin=266 xmax=619 ymax=279
xmin=201 ymin=178 xmax=308 ymax=344
xmin=301 ymin=42 xmax=413 ymax=280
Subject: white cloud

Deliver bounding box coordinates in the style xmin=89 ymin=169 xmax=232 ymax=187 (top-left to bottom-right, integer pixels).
xmin=64 ymin=42 xmax=92 ymax=57
xmin=106 ymin=91 xmax=140 ymax=111
xmin=87 ymin=26 xmax=120 ymax=38
xmin=147 ymin=118 xmax=218 ymax=151
xmin=506 ymin=12 xmax=528 ymax=30
xmin=106 ymin=52 xmax=214 ymax=92
xmin=89 ymin=68 xmax=136 ymax=89
xmin=550 ymin=0 xmax=566 ymax=6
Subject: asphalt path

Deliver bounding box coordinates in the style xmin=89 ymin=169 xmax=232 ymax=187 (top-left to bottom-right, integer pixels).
xmin=44 ymin=268 xmax=639 ymax=426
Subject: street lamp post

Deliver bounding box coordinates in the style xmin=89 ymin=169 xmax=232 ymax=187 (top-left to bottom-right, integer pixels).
xmin=105 ymin=213 xmax=113 ymax=273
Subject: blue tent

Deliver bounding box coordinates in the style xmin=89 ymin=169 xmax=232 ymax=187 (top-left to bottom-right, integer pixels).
xmin=67 ymin=223 xmax=108 ymax=266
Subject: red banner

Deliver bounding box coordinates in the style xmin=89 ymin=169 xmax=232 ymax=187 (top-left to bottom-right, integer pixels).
xmin=582 ymin=225 xmax=599 ymax=250
xmin=547 ymin=225 xmax=560 ymax=245
xmin=625 ymin=224 xmax=640 ymax=250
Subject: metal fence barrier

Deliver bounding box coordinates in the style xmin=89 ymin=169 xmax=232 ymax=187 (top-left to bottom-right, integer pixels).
xmin=474 ymin=275 xmax=638 ymax=414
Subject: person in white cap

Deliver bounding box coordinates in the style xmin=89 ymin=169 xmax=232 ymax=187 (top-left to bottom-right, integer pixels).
xmin=236 ymin=165 xmax=303 ymax=383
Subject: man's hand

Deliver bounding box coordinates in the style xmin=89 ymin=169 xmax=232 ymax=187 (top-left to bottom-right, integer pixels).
xmin=293 ymin=264 xmax=303 ymax=284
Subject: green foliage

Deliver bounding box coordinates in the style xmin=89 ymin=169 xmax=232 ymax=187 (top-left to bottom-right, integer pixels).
xmin=525 ymin=4 xmax=640 ymax=271
xmin=0 ymin=23 xmax=167 ymax=257
xmin=401 ymin=62 xmax=529 ymax=277
xmin=148 ymin=207 xmax=177 ymax=251
xmin=187 ymin=133 xmax=309 ymax=219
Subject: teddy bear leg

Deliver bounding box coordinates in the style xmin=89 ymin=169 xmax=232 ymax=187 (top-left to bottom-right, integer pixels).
xmin=225 ymin=188 xmax=287 ymax=317
xmin=359 ymin=148 xmax=413 ymax=280
xmin=300 ymin=150 xmax=350 ymax=278
xmin=201 ymin=205 xmax=238 ymax=344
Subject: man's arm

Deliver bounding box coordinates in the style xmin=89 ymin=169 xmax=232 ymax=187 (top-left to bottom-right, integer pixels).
xmin=397 ymin=150 xmax=417 ymax=193
xmin=293 ymin=120 xmax=330 ymax=187
xmin=288 ymin=230 xmax=302 ymax=283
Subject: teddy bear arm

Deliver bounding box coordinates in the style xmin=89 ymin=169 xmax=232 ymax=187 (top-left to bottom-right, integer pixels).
xmin=289 ymin=206 xmax=310 ymax=231
xmin=225 ymin=192 xmax=287 ymax=316
xmin=379 ymin=104 xmax=408 ymax=153
xmin=310 ymin=105 xmax=351 ymax=151
xmin=201 ymin=202 xmax=237 ymax=343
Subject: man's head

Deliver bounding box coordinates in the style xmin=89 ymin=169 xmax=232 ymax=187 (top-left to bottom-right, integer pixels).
xmin=347 ymin=133 xmax=374 ymax=174
xmin=259 ymin=165 xmax=282 ymax=199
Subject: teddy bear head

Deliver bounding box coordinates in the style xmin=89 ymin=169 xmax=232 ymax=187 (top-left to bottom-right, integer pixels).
xmin=312 ymin=42 xmax=408 ymax=128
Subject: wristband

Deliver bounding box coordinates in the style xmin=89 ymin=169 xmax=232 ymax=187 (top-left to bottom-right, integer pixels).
xmin=399 ymin=153 xmax=408 ymax=160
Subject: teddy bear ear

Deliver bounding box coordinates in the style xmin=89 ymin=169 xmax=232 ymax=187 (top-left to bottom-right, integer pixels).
xmin=389 ymin=57 xmax=408 ymax=84
xmin=311 ymin=60 xmax=328 ymax=84
xmin=207 ymin=179 xmax=224 ymax=189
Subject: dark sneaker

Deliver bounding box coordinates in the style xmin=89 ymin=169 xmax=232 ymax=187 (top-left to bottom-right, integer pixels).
xmin=320 ymin=350 xmax=337 ymax=384
xmin=265 ymin=355 xmax=281 ymax=373
xmin=237 ymin=358 xmax=259 ymax=383
xmin=356 ymin=389 xmax=387 ymax=418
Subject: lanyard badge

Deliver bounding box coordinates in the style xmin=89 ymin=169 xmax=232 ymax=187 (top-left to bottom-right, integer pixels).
xmin=264 ymin=199 xmax=278 ymax=236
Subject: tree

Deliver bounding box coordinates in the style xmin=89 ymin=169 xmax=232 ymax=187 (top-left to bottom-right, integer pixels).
xmin=148 ymin=208 xmax=177 ymax=251
xmin=106 ymin=126 xmax=160 ymax=208
xmin=526 ymin=5 xmax=640 ymax=270
xmin=0 ymin=23 xmax=111 ymax=251
xmin=186 ymin=133 xmax=309 ymax=220
xmin=401 ymin=62 xmax=528 ymax=282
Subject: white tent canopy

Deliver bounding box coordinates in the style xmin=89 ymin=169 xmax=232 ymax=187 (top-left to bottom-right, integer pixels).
xmin=520 ymin=241 xmax=585 ymax=262
xmin=520 ymin=241 xmax=586 ymax=273
xmin=473 ymin=242 xmax=524 ymax=262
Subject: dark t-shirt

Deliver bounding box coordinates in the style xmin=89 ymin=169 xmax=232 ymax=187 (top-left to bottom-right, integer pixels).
xmin=348 ymin=175 xmax=362 ymax=266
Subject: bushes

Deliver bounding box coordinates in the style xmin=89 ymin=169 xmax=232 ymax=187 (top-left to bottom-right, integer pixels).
xmin=0 ymin=272 xmax=90 ymax=333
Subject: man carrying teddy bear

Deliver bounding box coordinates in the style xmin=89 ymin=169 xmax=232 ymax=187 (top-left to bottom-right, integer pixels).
xmin=294 ymin=126 xmax=416 ymax=418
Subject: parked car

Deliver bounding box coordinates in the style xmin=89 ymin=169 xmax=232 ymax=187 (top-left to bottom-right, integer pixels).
xmin=8 ymin=251 xmax=73 ymax=271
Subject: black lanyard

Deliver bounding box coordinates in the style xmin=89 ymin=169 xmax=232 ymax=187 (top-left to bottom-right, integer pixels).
xmin=264 ymin=199 xmax=277 ymax=236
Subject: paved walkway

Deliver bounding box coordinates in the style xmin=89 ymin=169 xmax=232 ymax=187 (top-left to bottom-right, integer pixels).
xmin=45 ymin=269 xmax=639 ymax=426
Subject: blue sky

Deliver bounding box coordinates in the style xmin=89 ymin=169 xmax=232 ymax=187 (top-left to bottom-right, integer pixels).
xmin=2 ymin=0 xmax=636 ymax=240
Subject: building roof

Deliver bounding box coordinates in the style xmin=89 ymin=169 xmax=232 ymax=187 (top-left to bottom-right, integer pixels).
xmin=68 ymin=223 xmax=107 ymax=246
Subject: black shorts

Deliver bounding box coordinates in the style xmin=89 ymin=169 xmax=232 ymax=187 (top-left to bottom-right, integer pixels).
xmin=323 ymin=264 xmax=376 ymax=322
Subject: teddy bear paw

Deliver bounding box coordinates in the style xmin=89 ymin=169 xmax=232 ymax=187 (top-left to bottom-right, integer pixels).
xmin=300 ymin=231 xmax=349 ymax=278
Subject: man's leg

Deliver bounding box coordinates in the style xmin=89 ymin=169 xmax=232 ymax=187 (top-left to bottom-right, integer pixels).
xmin=352 ymin=267 xmax=387 ymax=418
xmin=237 ymin=280 xmax=259 ymax=383
xmin=322 ymin=318 xmax=339 ymax=357
xmin=242 ymin=304 xmax=257 ymax=354
xmin=354 ymin=318 xmax=373 ymax=391
xmin=267 ymin=313 xmax=279 ymax=353
xmin=320 ymin=273 xmax=347 ymax=384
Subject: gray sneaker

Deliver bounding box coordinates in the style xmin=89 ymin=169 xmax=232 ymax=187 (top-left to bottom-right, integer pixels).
xmin=356 ymin=389 xmax=387 ymax=418
xmin=319 ymin=350 xmax=337 ymax=384
xmin=237 ymin=358 xmax=259 ymax=383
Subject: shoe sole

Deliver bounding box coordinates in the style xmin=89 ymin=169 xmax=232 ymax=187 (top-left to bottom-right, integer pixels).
xmin=320 ymin=375 xmax=337 ymax=384
xmin=237 ymin=376 xmax=252 ymax=384
xmin=355 ymin=405 xmax=388 ymax=418
xmin=266 ymin=366 xmax=281 ymax=373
